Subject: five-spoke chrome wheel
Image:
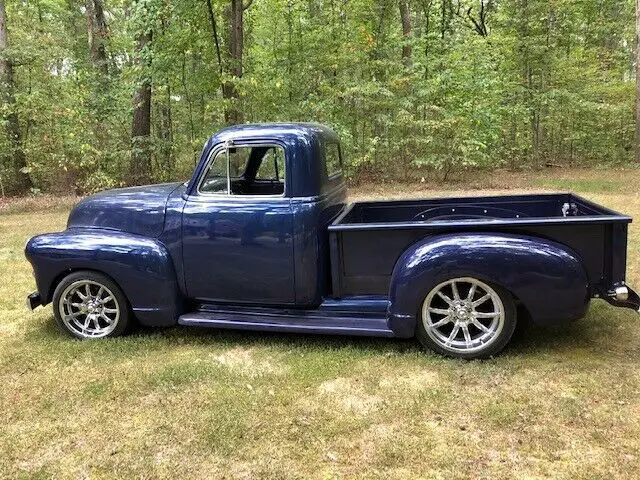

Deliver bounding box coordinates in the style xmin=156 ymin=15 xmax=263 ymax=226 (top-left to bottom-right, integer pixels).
xmin=57 ymin=279 xmax=121 ymax=338
xmin=420 ymin=277 xmax=509 ymax=356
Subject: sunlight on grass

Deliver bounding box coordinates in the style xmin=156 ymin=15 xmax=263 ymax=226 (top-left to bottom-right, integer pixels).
xmin=1 ymin=171 xmax=639 ymax=478
xmin=535 ymin=178 xmax=623 ymax=193
xmin=537 ymin=178 xmax=623 ymax=193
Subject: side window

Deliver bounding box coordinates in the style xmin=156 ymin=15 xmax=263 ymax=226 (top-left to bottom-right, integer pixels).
xmin=199 ymin=145 xmax=286 ymax=196
xmin=228 ymin=147 xmax=252 ymax=178
xmin=325 ymin=142 xmax=343 ymax=178
xmin=256 ymin=147 xmax=286 ymax=182
xmin=200 ymin=147 xmax=251 ymax=194
xmin=320 ymin=141 xmax=343 ymax=194
xmin=199 ymin=150 xmax=229 ymax=194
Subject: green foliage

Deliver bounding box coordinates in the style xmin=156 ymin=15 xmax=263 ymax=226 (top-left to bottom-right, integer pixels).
xmin=0 ymin=0 xmax=637 ymax=193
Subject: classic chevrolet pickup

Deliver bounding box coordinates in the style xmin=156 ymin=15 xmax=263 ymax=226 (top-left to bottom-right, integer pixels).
xmin=25 ymin=123 xmax=640 ymax=359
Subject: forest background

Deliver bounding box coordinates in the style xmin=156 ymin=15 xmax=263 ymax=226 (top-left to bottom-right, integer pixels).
xmin=1 ymin=0 xmax=639 ymax=195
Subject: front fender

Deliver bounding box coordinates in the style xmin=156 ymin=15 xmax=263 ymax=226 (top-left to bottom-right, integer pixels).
xmin=25 ymin=229 xmax=182 ymax=326
xmin=388 ymin=233 xmax=589 ymax=337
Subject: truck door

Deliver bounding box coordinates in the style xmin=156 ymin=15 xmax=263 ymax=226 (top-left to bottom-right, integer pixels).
xmin=181 ymin=143 xmax=295 ymax=305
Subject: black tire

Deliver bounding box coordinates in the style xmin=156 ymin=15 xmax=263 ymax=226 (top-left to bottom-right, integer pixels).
xmin=415 ymin=277 xmax=517 ymax=360
xmin=52 ymin=270 xmax=131 ymax=339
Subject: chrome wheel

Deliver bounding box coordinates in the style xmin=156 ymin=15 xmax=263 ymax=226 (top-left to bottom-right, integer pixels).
xmin=421 ymin=277 xmax=505 ymax=354
xmin=58 ymin=280 xmax=120 ymax=338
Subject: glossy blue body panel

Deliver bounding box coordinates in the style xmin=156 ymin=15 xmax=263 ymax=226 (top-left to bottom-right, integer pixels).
xmin=329 ymin=193 xmax=632 ymax=299
xmin=180 ymin=123 xmax=347 ymax=306
xmin=387 ymin=233 xmax=589 ymax=336
xmin=159 ymin=183 xmax=188 ymax=295
xmin=25 ymin=229 xmax=181 ymax=326
xmin=68 ymin=182 xmax=182 ymax=237
xmin=186 ymin=123 xmax=339 ymax=198
xmin=290 ymin=186 xmax=347 ymax=305
xmin=24 ymin=123 xmax=639 ymax=338
xmin=182 ymin=195 xmax=296 ymax=304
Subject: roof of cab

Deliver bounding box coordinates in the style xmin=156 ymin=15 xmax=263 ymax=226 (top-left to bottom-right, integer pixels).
xmin=188 ymin=123 xmax=341 ymax=197
xmin=208 ymin=122 xmax=339 ymax=144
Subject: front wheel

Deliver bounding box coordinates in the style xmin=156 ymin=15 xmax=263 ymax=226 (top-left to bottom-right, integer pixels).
xmin=52 ymin=271 xmax=131 ymax=339
xmin=416 ymin=277 xmax=517 ymax=359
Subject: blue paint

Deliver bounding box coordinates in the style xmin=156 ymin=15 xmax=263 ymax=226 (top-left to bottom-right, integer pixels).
xmin=25 ymin=229 xmax=180 ymax=326
xmin=388 ymin=233 xmax=589 ymax=336
xmin=329 ymin=193 xmax=633 ymax=300
xmin=68 ymin=182 xmax=182 ymax=237
xmin=180 ymin=301 xmax=393 ymax=337
xmin=186 ymin=123 xmax=341 ymax=198
xmin=24 ymin=123 xmax=639 ymax=343
xmin=181 ymin=195 xmax=296 ymax=304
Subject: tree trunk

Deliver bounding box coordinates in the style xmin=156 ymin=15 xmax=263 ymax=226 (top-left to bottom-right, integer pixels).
xmin=517 ymin=0 xmax=536 ymax=164
xmin=180 ymin=53 xmax=196 ymax=159
xmin=440 ymin=0 xmax=446 ymax=39
xmin=636 ymin=0 xmax=640 ymax=162
xmin=205 ymin=0 xmax=223 ymax=77
xmin=85 ymin=0 xmax=109 ymax=77
xmin=0 ymin=0 xmax=32 ymax=194
xmin=399 ymin=0 xmax=412 ymax=67
xmin=155 ymin=87 xmax=173 ymax=180
xmin=130 ymin=27 xmax=153 ymax=185
xmin=222 ymin=0 xmax=252 ymax=124
xmin=85 ymin=0 xmax=110 ymax=152
xmin=423 ymin=0 xmax=432 ymax=78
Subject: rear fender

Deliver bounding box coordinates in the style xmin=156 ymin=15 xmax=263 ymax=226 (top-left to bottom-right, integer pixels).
xmin=388 ymin=233 xmax=589 ymax=337
xmin=25 ymin=229 xmax=181 ymax=326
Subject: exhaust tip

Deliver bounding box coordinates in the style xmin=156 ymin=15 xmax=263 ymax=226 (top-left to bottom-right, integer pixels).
xmin=614 ymin=286 xmax=629 ymax=302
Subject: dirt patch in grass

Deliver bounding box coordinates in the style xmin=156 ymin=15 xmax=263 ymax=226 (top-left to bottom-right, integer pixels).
xmin=378 ymin=369 xmax=440 ymax=391
xmin=212 ymin=346 xmax=287 ymax=378
xmin=317 ymin=377 xmax=383 ymax=415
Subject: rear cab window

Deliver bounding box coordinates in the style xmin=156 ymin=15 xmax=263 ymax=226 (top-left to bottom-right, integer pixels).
xmin=322 ymin=142 xmax=343 ymax=193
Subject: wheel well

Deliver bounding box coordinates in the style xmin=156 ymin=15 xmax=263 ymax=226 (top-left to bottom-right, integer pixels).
xmin=505 ymin=288 xmax=529 ymax=318
xmin=48 ymin=269 xmax=123 ymax=305
xmin=485 ymin=279 xmax=531 ymax=322
xmin=48 ymin=269 xmax=74 ymax=303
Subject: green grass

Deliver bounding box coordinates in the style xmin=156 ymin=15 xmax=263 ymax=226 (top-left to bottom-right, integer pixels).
xmin=535 ymin=178 xmax=623 ymax=193
xmin=1 ymin=170 xmax=640 ymax=478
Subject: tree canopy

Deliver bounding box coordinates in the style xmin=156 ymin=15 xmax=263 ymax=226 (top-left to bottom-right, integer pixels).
xmin=0 ymin=0 xmax=636 ymax=195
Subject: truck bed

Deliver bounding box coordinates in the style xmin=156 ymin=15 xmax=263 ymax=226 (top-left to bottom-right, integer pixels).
xmin=328 ymin=193 xmax=632 ymax=297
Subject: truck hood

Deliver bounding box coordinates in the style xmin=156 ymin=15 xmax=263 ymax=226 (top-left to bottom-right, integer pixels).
xmin=67 ymin=182 xmax=183 ymax=237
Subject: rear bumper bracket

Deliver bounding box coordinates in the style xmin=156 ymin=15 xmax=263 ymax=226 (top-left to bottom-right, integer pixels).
xmin=26 ymin=292 xmax=42 ymax=311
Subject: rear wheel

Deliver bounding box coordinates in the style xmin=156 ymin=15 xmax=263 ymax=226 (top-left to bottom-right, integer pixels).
xmin=52 ymin=271 xmax=130 ymax=339
xmin=416 ymin=277 xmax=516 ymax=359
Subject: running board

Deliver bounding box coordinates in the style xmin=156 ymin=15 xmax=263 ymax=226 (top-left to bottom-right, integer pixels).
xmin=178 ymin=308 xmax=394 ymax=337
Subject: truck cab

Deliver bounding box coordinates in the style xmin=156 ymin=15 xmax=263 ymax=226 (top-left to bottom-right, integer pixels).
xmin=25 ymin=123 xmax=640 ymax=359
xmin=179 ymin=123 xmax=346 ymax=307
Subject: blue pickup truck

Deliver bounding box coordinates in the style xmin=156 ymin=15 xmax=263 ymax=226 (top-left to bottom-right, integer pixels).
xmin=25 ymin=123 xmax=640 ymax=359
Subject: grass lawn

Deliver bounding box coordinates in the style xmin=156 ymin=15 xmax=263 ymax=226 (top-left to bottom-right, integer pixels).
xmin=1 ymin=169 xmax=639 ymax=479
